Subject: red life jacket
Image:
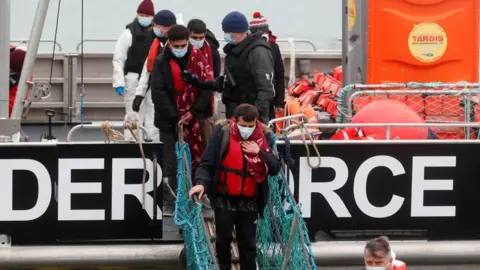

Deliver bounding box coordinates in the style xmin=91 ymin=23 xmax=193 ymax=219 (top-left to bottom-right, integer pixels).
xmin=217 ymin=133 xmax=258 ymax=197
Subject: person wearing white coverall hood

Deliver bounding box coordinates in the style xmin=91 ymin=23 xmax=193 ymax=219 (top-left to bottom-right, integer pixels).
xmin=112 ymin=0 xmax=157 ymax=141
xmin=131 ymin=10 xmax=181 ymax=144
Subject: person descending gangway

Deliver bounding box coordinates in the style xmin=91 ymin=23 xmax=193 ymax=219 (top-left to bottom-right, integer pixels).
xmin=174 ymin=103 xmax=318 ymax=269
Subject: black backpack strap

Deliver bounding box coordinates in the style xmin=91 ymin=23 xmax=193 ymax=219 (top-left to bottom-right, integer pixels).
xmin=219 ymin=123 xmax=231 ymax=162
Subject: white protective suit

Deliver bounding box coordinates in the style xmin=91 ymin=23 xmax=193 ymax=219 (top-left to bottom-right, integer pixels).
xmin=133 ymin=60 xmax=159 ymax=142
xmin=112 ymin=28 xmax=159 ymax=142
xmin=130 ymin=13 xmax=184 ymax=142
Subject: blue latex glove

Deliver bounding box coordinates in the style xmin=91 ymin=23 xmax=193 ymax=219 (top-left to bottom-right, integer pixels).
xmin=115 ymin=87 xmax=125 ymax=96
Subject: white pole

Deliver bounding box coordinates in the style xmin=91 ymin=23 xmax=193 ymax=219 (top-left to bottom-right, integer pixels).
xmin=0 ymin=0 xmax=11 ymax=118
xmin=10 ymin=0 xmax=51 ymax=120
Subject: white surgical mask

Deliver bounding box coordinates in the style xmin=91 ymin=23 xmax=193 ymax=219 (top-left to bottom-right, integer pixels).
xmin=189 ymin=38 xmax=205 ymax=49
xmin=224 ymin=33 xmax=235 ymax=44
xmin=153 ymin=27 xmax=164 ymax=37
xmin=238 ymin=125 xmax=255 ymax=140
xmin=366 ymin=262 xmax=390 ymax=270
xmin=138 ymin=16 xmax=153 ymax=27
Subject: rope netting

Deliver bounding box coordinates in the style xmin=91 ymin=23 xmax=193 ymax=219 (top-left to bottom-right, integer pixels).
xmin=256 ymin=135 xmax=317 ymax=270
xmin=174 ymin=136 xmax=317 ymax=269
xmin=337 ymin=82 xmax=480 ymax=139
xmin=174 ymin=142 xmax=217 ymax=270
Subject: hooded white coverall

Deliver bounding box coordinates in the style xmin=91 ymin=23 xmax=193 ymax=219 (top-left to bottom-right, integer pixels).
xmin=129 ymin=13 xmax=184 ymax=142
xmin=112 ymin=28 xmax=159 ymax=142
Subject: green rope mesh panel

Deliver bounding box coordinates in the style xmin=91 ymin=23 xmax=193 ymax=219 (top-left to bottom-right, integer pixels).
xmin=174 ymin=136 xmax=318 ymax=269
xmin=174 ymin=142 xmax=217 ymax=270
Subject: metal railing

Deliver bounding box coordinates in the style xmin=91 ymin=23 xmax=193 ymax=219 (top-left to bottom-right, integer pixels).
xmin=346 ymin=89 xmax=480 ymax=119
xmin=75 ymin=39 xmax=117 ymax=51
xmin=10 ymin=39 xmax=63 ymax=51
xmin=285 ymin=122 xmax=480 ymax=140
xmin=218 ymin=38 xmax=318 ymax=52
xmin=66 ymin=122 xmax=151 ymax=142
xmin=2 ymin=240 xmax=480 ymax=267
xmin=12 ymin=37 xmax=338 ymax=123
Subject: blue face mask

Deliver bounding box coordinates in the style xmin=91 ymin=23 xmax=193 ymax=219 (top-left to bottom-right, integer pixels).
xmin=138 ymin=16 xmax=152 ymax=27
xmin=224 ymin=33 xmax=235 ymax=44
xmin=153 ymin=27 xmax=164 ymax=37
xmin=237 ymin=125 xmax=255 ymax=140
xmin=171 ymin=47 xmax=188 ymax=58
xmin=189 ymin=38 xmax=205 ymax=49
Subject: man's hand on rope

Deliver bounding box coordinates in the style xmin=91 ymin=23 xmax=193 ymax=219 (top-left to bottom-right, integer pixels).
xmin=188 ymin=184 xmax=205 ymax=200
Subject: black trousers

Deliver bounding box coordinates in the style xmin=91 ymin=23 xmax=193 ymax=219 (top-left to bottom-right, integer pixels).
xmin=215 ymin=207 xmax=258 ymax=270
xmin=160 ymin=127 xmax=177 ymax=204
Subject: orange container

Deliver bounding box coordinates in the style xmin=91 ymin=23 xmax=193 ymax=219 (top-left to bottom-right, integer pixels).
xmin=367 ymin=0 xmax=479 ymax=83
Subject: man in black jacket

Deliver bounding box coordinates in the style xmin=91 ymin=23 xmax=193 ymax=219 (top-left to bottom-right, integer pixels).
xmin=182 ymin=11 xmax=275 ymax=124
xmin=249 ymin=12 xmax=286 ymax=120
xmin=189 ymin=104 xmax=280 ymax=269
xmin=221 ymin=11 xmax=275 ymax=124
xmin=151 ymin=25 xmax=214 ymax=215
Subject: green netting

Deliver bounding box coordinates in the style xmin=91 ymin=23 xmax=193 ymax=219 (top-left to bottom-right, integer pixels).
xmin=174 ymin=137 xmax=317 ymax=270
xmin=174 ymin=142 xmax=217 ymax=270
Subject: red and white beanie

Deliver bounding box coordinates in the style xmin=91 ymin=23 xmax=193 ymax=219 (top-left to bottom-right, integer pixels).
xmin=249 ymin=12 xmax=269 ymax=32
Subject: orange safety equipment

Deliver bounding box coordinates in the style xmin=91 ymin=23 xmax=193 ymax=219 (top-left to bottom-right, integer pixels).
xmin=217 ymin=134 xmax=258 ymax=197
xmin=333 ymin=65 xmax=343 ymax=82
xmin=392 ymin=259 xmax=407 ymax=270
xmin=287 ymin=78 xmax=315 ymax=96
xmin=301 ymin=104 xmax=318 ymax=123
xmin=352 ymin=99 xmax=429 ymax=140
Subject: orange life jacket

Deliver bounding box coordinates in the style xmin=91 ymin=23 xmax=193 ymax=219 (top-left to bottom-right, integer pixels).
xmin=217 ymin=133 xmax=258 ymax=197
xmin=146 ymin=39 xmax=163 ymax=73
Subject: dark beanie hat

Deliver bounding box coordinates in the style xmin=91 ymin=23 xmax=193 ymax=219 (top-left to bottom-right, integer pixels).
xmin=137 ymin=0 xmax=155 ymax=16
xmin=222 ymin=11 xmax=248 ymax=33
xmin=10 ymin=49 xmax=26 ymax=74
xmin=154 ymin=10 xmax=177 ymax=26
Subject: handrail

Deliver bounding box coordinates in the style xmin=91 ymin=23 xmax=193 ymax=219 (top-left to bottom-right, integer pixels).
xmin=277 ymin=39 xmax=317 ymax=51
xmin=284 ymin=122 xmax=480 ymax=140
xmin=66 ymin=122 xmax=150 ymax=142
xmin=2 ymin=241 xmax=480 ymax=267
xmin=76 ymin=39 xmax=117 ymax=51
xmin=10 ymin=39 xmax=63 ymax=51
xmin=217 ymin=38 xmax=317 ymax=52
xmin=346 ymin=82 xmax=480 ymax=90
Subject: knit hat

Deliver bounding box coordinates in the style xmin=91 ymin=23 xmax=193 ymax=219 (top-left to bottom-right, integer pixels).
xmin=154 ymin=10 xmax=177 ymax=26
xmin=10 ymin=49 xmax=26 ymax=74
xmin=249 ymin=12 xmax=269 ymax=32
xmin=222 ymin=11 xmax=249 ymax=33
xmin=137 ymin=0 xmax=155 ymax=16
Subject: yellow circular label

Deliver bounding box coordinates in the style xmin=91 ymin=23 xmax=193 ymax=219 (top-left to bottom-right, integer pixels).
xmin=348 ymin=0 xmax=356 ymax=31
xmin=408 ymin=22 xmax=447 ymax=63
